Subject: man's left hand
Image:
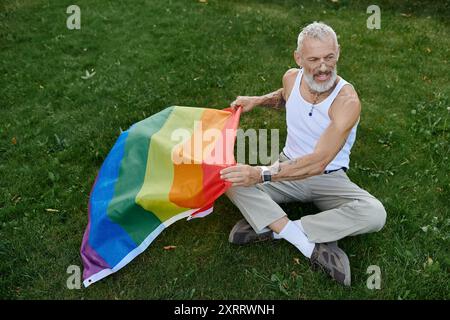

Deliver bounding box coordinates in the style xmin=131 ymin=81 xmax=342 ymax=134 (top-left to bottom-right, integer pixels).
xmin=220 ymin=164 xmax=262 ymax=187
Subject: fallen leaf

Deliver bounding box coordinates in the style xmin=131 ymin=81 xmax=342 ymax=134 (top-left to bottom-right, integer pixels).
xmin=426 ymin=48 xmax=432 ymax=53
xmin=11 ymin=195 xmax=21 ymax=204
xmin=11 ymin=137 xmax=17 ymax=145
xmin=423 ymin=256 xmax=433 ymax=268
xmin=81 ymin=69 xmax=96 ymax=80
xmin=293 ymin=257 xmax=300 ymax=265
xmin=45 ymin=208 xmax=60 ymax=212
xmin=163 ymin=245 xmax=177 ymax=250
xmin=400 ymin=13 xmax=412 ymax=17
xmin=422 ymin=75 xmax=431 ymax=83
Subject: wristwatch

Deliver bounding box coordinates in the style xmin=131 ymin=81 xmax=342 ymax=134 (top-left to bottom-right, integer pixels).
xmin=259 ymin=166 xmax=272 ymax=184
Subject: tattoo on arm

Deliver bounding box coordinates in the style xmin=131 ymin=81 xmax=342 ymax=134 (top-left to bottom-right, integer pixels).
xmin=259 ymin=88 xmax=285 ymax=109
xmin=276 ymin=159 xmax=297 ymax=174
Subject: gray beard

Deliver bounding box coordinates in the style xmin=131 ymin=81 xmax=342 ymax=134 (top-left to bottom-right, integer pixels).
xmin=303 ymin=68 xmax=337 ymax=93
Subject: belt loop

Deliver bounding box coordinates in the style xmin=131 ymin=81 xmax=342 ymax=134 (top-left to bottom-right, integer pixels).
xmin=279 ymin=151 xmax=290 ymax=163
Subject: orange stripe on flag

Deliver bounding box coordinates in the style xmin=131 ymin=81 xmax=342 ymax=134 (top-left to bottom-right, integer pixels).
xmin=169 ymin=109 xmax=230 ymax=208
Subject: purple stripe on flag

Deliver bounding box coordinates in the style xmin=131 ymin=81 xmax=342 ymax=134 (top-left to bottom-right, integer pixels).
xmin=80 ymin=187 xmax=111 ymax=280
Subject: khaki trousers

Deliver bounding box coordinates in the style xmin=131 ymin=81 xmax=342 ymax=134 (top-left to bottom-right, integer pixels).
xmin=225 ymin=153 xmax=387 ymax=243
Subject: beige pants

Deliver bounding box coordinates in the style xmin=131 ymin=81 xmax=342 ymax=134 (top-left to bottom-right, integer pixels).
xmin=225 ymin=153 xmax=387 ymax=243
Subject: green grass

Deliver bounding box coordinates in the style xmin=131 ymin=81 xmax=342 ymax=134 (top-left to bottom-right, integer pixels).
xmin=1 ymin=0 xmax=449 ymax=299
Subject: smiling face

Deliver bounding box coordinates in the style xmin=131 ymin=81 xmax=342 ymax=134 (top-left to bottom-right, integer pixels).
xmin=295 ymin=35 xmax=340 ymax=93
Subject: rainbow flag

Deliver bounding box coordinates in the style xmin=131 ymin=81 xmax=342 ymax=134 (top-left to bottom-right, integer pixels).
xmin=80 ymin=106 xmax=241 ymax=287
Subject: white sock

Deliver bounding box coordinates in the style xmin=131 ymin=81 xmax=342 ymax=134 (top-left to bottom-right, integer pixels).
xmin=294 ymin=219 xmax=306 ymax=234
xmin=273 ymin=219 xmax=307 ymax=239
xmin=276 ymin=220 xmax=315 ymax=258
xmin=273 ymin=230 xmax=282 ymax=239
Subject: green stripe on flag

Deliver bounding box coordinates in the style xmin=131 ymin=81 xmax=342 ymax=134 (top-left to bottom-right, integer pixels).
xmin=107 ymin=107 xmax=175 ymax=245
xmin=136 ymin=106 xmax=205 ymax=221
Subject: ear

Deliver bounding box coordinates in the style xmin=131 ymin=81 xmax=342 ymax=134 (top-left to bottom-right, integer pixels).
xmin=294 ymin=50 xmax=302 ymax=67
xmin=336 ymin=45 xmax=341 ymax=61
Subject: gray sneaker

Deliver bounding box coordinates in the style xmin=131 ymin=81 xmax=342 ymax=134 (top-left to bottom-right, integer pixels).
xmin=228 ymin=219 xmax=274 ymax=245
xmin=310 ymin=242 xmax=351 ymax=286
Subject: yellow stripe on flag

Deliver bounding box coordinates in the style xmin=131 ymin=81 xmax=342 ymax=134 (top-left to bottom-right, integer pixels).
xmin=135 ymin=106 xmax=204 ymax=221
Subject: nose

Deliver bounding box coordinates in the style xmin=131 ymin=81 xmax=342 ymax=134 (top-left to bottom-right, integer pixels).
xmin=319 ymin=62 xmax=327 ymax=72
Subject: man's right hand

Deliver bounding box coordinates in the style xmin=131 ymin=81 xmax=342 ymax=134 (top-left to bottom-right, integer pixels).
xmin=230 ymin=96 xmax=259 ymax=113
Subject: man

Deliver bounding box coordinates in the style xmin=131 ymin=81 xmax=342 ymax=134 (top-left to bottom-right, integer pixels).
xmin=220 ymin=22 xmax=386 ymax=286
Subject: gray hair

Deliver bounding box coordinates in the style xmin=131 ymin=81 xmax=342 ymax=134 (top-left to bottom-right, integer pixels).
xmin=296 ymin=22 xmax=338 ymax=53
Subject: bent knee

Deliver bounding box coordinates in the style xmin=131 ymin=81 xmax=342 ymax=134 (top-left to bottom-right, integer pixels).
xmin=224 ymin=185 xmax=255 ymax=199
xmin=362 ymin=198 xmax=387 ymax=232
xmin=225 ymin=185 xmax=242 ymax=197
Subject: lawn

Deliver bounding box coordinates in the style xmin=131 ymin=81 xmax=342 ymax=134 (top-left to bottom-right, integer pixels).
xmin=0 ymin=0 xmax=449 ymax=299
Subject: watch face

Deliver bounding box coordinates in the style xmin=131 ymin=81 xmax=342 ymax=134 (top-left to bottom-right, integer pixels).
xmin=263 ymin=172 xmax=271 ymax=182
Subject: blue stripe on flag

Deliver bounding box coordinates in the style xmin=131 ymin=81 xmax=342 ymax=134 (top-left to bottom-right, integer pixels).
xmin=88 ymin=131 xmax=138 ymax=267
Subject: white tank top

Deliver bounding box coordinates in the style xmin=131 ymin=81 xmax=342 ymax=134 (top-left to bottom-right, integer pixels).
xmin=283 ymin=68 xmax=358 ymax=171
